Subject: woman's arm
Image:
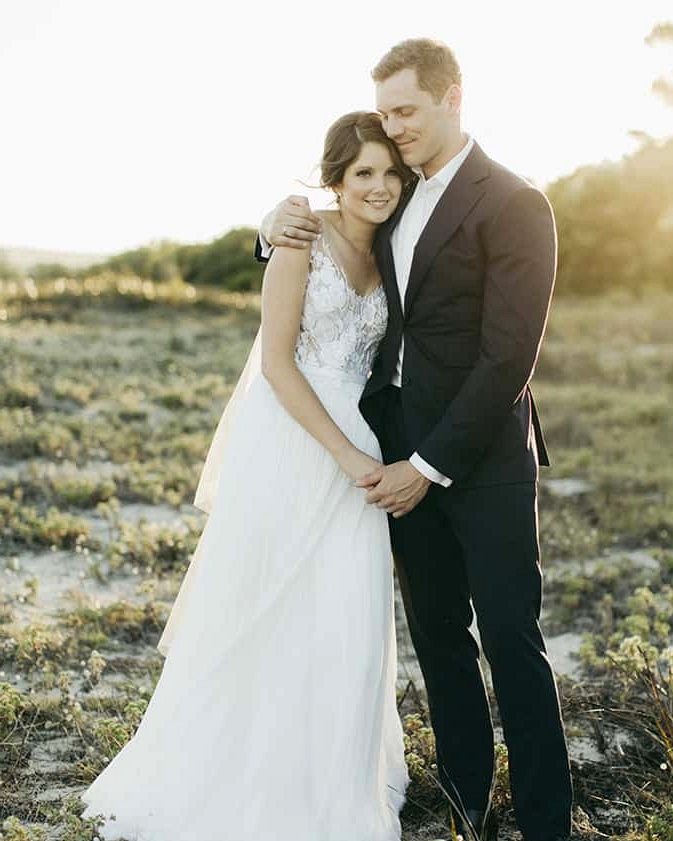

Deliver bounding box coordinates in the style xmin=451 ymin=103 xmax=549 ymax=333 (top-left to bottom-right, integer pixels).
xmin=260 ymin=245 xmax=380 ymax=480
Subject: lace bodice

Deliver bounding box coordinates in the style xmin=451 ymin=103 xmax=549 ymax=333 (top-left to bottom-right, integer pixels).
xmin=294 ymin=233 xmax=388 ymax=381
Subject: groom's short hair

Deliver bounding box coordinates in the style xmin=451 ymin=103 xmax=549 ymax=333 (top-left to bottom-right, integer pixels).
xmin=371 ymin=38 xmax=462 ymax=103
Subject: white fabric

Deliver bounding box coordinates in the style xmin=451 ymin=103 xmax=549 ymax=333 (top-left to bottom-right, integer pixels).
xmin=409 ymin=450 xmax=453 ymax=486
xmin=193 ymin=329 xmax=262 ymax=516
xmin=80 ymin=232 xmax=409 ymax=841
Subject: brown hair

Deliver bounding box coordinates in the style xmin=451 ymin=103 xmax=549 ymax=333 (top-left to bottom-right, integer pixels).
xmin=371 ymin=38 xmax=462 ymax=103
xmin=320 ymin=111 xmax=414 ymax=193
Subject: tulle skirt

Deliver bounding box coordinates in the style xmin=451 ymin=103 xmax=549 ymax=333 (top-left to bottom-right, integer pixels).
xmin=80 ymin=363 xmax=409 ymax=840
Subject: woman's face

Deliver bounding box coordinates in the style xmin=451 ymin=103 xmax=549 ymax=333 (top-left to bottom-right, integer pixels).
xmin=335 ymin=141 xmax=403 ymax=225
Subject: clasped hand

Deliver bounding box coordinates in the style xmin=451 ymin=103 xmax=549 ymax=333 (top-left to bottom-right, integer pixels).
xmin=356 ymin=461 xmax=430 ymax=519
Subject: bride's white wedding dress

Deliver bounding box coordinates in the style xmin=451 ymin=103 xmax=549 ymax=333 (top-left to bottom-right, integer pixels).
xmin=80 ymin=231 xmax=410 ymax=841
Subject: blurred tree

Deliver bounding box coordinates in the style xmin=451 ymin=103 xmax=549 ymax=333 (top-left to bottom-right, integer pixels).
xmin=548 ymin=137 xmax=673 ymax=295
xmin=87 ymin=240 xmax=181 ymax=283
xmin=645 ymin=21 xmax=673 ymax=107
xmin=31 ymin=263 xmax=71 ymax=281
xmin=178 ymin=228 xmax=263 ymax=291
xmin=84 ymin=228 xmax=264 ymax=292
xmin=0 ymin=251 xmax=22 ymax=280
xmin=545 ymin=21 xmax=673 ymax=296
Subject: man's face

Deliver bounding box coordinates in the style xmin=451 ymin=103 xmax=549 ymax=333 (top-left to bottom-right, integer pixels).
xmin=375 ymin=67 xmax=458 ymax=179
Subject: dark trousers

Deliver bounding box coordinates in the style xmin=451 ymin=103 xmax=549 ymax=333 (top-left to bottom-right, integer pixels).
xmin=378 ymin=386 xmax=572 ymax=840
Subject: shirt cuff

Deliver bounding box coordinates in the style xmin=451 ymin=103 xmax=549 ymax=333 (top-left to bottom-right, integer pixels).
xmin=258 ymin=232 xmax=273 ymax=259
xmin=409 ymin=452 xmax=453 ymax=487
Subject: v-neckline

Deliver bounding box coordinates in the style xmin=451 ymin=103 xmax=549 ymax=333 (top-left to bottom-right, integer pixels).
xmin=320 ymin=223 xmax=383 ymax=301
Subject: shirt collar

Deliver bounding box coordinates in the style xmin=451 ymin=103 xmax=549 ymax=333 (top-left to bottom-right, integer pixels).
xmin=412 ymin=134 xmax=475 ymax=188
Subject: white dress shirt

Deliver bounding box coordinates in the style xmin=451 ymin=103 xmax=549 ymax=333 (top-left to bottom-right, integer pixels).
xmin=398 ymin=135 xmax=475 ymax=488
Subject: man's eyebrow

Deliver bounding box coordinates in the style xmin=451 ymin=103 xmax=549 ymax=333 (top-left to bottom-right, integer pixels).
xmin=377 ymin=104 xmax=415 ymax=114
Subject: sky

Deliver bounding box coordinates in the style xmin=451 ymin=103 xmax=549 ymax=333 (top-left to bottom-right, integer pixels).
xmin=1 ymin=0 xmax=672 ymax=255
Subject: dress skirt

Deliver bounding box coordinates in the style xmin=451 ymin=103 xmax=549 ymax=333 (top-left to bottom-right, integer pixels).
xmin=80 ymin=362 xmax=409 ymax=841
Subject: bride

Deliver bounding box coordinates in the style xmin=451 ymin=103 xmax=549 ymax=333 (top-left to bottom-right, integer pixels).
xmin=79 ymin=110 xmax=414 ymax=841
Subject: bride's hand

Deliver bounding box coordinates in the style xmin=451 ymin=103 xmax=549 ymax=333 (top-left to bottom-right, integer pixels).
xmin=338 ymin=447 xmax=384 ymax=484
xmin=262 ymin=196 xmax=322 ymax=249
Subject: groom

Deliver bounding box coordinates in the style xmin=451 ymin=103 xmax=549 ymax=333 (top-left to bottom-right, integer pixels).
xmin=257 ymin=38 xmax=572 ymax=841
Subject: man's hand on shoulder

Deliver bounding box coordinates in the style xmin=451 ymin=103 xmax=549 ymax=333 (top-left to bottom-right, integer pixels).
xmin=262 ymin=195 xmax=323 ymax=250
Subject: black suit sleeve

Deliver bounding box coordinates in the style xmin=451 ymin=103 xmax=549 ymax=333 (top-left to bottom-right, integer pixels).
xmin=415 ymin=187 xmax=557 ymax=480
xmin=254 ymin=235 xmax=270 ymax=264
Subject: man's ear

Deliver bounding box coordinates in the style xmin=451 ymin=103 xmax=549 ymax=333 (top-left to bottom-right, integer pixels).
xmin=442 ymin=83 xmax=462 ymax=115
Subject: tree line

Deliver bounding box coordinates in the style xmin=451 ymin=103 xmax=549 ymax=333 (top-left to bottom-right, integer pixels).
xmin=548 ymin=134 xmax=673 ymax=295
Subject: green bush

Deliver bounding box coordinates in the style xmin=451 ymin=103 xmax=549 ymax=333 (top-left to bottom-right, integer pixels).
xmin=648 ymin=803 xmax=673 ymax=841
xmin=83 ymin=227 xmax=264 ymax=292
xmin=548 ymin=136 xmax=673 ymax=296
xmin=0 ymin=496 xmax=93 ymax=551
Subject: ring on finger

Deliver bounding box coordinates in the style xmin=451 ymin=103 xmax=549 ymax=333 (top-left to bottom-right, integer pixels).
xmin=283 ymin=225 xmax=291 ymax=237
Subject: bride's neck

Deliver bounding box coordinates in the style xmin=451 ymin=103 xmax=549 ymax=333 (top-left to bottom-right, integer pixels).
xmin=332 ymin=210 xmax=376 ymax=256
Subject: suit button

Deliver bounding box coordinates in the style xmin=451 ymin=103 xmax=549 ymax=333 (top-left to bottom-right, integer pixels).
xmin=401 ymin=375 xmax=411 ymax=386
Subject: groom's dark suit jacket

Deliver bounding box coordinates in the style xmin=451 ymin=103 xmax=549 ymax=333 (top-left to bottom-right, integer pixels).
xmin=359 ymin=141 xmax=556 ymax=487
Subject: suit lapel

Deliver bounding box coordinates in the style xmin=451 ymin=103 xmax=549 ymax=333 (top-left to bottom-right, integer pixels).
xmin=377 ymin=238 xmax=403 ymax=324
xmin=382 ymin=174 xmax=418 ymax=236
xmin=403 ymin=143 xmax=490 ymax=313
xmin=375 ymin=176 xmax=418 ymax=325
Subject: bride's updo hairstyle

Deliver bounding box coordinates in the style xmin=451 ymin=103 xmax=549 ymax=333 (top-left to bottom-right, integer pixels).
xmin=319 ymin=111 xmax=414 ymax=197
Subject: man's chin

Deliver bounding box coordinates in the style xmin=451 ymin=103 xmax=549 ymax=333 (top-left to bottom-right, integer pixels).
xmin=400 ymin=147 xmax=421 ymax=167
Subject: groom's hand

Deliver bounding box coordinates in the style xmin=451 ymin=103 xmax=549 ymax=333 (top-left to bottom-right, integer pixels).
xmin=356 ymin=461 xmax=431 ymax=518
xmin=263 ymin=196 xmax=322 ymax=249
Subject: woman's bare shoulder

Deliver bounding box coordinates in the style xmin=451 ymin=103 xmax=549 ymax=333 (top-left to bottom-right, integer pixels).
xmin=315 ymin=209 xmax=339 ymax=226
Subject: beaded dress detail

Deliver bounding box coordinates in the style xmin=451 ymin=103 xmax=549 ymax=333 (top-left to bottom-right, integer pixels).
xmin=294 ymin=232 xmax=387 ymax=382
